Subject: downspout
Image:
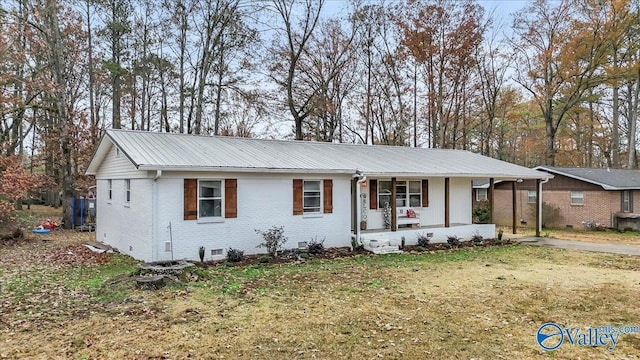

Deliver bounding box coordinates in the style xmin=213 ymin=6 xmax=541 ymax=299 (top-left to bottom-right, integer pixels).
xmin=152 ymin=170 xmax=162 ymax=261
xmin=354 ymin=170 xmax=367 ymax=247
xmin=538 ymin=177 xmax=550 ymax=235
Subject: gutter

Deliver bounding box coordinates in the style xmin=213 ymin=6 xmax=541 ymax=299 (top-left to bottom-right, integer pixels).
xmin=538 ymin=178 xmax=550 ymax=235
xmin=354 ymin=170 xmax=367 ymax=248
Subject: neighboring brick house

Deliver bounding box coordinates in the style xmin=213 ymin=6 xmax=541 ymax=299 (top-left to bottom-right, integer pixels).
xmin=474 ymin=167 xmax=640 ymax=230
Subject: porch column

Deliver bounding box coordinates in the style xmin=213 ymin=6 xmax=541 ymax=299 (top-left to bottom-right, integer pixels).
xmin=391 ymin=177 xmax=397 ymax=231
xmin=444 ymin=177 xmax=450 ymax=227
xmin=535 ymin=179 xmax=541 ymax=237
xmin=488 ymin=178 xmax=495 ymax=223
xmin=512 ymin=181 xmax=517 ymax=234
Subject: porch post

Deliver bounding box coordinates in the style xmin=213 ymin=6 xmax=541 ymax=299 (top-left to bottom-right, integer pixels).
xmin=512 ymin=181 xmax=517 ymax=234
xmin=488 ymin=178 xmax=495 ymax=224
xmin=391 ymin=177 xmax=397 ymax=231
xmin=535 ymin=179 xmax=541 ymax=237
xmin=444 ymin=177 xmax=450 ymax=227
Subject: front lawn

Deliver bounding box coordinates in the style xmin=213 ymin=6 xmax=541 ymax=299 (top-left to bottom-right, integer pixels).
xmin=1 ymin=231 xmax=639 ymax=359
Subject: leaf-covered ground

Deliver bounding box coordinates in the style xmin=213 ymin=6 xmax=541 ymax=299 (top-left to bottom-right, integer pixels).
xmin=1 ymin=230 xmax=639 ymax=359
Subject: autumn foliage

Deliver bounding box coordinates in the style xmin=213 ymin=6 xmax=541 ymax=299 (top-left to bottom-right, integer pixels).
xmin=0 ymin=156 xmax=39 ymax=225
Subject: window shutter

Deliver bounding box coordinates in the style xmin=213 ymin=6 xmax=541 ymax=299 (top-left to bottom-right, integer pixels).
xmin=293 ymin=179 xmax=303 ymax=215
xmin=631 ymin=191 xmax=634 ymax=212
xmin=184 ymin=179 xmax=197 ymax=220
xmin=421 ymin=179 xmax=429 ymax=207
xmin=369 ymin=179 xmax=377 ymax=210
xmin=225 ymin=179 xmax=237 ymax=218
xmin=323 ymin=179 xmax=333 ymax=214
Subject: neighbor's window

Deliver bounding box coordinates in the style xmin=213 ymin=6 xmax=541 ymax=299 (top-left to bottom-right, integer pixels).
xmin=570 ymin=191 xmax=584 ymax=205
xmin=378 ymin=180 xmax=422 ymax=208
xmin=527 ymin=190 xmax=536 ymax=203
xmin=303 ymin=180 xmax=321 ymax=213
xmin=476 ymin=188 xmax=487 ymax=202
xmin=199 ymin=180 xmax=222 ymax=218
xmin=108 ymin=179 xmax=113 ymax=201
xmin=622 ymin=191 xmax=631 ymax=212
xmin=124 ymin=179 xmax=131 ymax=203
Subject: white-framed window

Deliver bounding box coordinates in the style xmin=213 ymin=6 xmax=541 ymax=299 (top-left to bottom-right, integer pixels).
xmin=527 ymin=190 xmax=536 ymax=203
xmin=570 ymin=191 xmax=584 ymax=205
xmin=476 ymin=188 xmax=487 ymax=202
xmin=124 ymin=179 xmax=131 ymax=204
xmin=622 ymin=191 xmax=631 ymax=212
xmin=408 ymin=180 xmax=421 ymax=207
xmin=378 ymin=180 xmax=422 ymax=209
xmin=198 ymin=180 xmax=222 ymax=218
xmin=303 ymin=180 xmax=321 ymax=213
xmin=107 ymin=179 xmax=113 ymax=201
xmin=378 ymin=180 xmax=392 ymax=208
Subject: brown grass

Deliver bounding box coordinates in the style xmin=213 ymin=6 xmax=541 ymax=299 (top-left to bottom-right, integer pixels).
xmin=1 ymin=232 xmax=639 ymax=359
xmin=502 ymin=226 xmax=640 ymax=246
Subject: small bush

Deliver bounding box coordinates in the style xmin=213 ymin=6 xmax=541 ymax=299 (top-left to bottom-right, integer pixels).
xmin=415 ymin=246 xmax=425 ymax=252
xmin=226 ymin=248 xmax=244 ymax=263
xmin=308 ymin=236 xmax=325 ymax=255
xmin=255 ymin=225 xmax=288 ymax=256
xmin=471 ymin=230 xmax=483 ymax=244
xmin=338 ymin=249 xmax=349 ymax=257
xmin=446 ymin=235 xmax=460 ymax=247
xmin=259 ymin=254 xmax=271 ymax=263
xmin=416 ymin=232 xmax=431 ymax=247
xmin=473 ymin=202 xmax=491 ymax=224
xmin=299 ymin=252 xmax=309 ymax=259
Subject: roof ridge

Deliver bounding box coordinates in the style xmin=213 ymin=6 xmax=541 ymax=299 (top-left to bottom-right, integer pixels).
xmin=105 ymin=129 xmax=466 ymax=151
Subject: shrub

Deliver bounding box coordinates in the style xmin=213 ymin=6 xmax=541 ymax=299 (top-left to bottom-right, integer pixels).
xmin=259 ymin=254 xmax=271 ymax=263
xmin=472 ymin=202 xmax=491 ymax=224
xmin=471 ymin=230 xmax=483 ymax=244
xmin=528 ymin=202 xmax=562 ymax=228
xmin=307 ymin=237 xmax=325 ymax=255
xmin=226 ymin=248 xmax=245 ymax=263
xmin=415 ymin=246 xmax=425 ymax=252
xmin=338 ymin=249 xmax=349 ymax=257
xmin=255 ymin=226 xmax=288 ymax=256
xmin=446 ymin=235 xmax=460 ymax=247
xmin=416 ymin=232 xmax=431 ymax=248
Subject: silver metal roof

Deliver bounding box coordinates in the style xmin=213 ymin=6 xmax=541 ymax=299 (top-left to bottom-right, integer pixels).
xmin=536 ymin=166 xmax=640 ymax=190
xmin=86 ymin=130 xmax=551 ymax=180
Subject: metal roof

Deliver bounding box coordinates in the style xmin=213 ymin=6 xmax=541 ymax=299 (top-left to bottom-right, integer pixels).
xmin=85 ymin=130 xmax=551 ymax=180
xmin=535 ymin=166 xmax=640 ymax=190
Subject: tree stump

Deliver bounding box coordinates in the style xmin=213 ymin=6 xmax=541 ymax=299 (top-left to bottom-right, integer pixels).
xmin=135 ymin=275 xmax=166 ymax=290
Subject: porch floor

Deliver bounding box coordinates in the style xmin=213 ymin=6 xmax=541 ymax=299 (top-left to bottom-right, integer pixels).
xmin=360 ymin=223 xmax=469 ymax=234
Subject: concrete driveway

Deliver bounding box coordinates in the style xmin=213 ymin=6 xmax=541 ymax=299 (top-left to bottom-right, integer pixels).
xmin=520 ymin=237 xmax=640 ymax=256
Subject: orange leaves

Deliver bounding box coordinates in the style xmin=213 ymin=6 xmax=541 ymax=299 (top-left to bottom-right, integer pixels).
xmin=0 ymin=156 xmax=39 ymax=202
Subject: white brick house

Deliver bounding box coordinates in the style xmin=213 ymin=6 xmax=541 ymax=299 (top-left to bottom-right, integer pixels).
xmin=86 ymin=130 xmax=551 ymax=261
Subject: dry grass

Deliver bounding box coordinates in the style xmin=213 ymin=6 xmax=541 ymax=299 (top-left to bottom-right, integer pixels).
xmin=1 ymin=231 xmax=639 ymax=359
xmin=502 ymin=226 xmax=640 ymax=245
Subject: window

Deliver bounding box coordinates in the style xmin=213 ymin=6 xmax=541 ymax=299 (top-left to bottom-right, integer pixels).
xmin=303 ymin=180 xmax=321 ymax=213
xmin=378 ymin=180 xmax=422 ymax=208
xmin=199 ymin=180 xmax=222 ymax=218
xmin=527 ymin=190 xmax=536 ymax=203
xmin=622 ymin=191 xmax=631 ymax=212
xmin=107 ymin=180 xmax=112 ymax=201
xmin=378 ymin=181 xmax=392 ymax=208
xmin=570 ymin=191 xmax=584 ymax=205
xmin=476 ymin=188 xmax=487 ymax=202
xmin=408 ymin=181 xmax=421 ymax=207
xmin=124 ymin=179 xmax=131 ymax=203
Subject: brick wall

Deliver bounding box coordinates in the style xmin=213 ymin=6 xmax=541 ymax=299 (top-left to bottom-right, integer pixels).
xmin=492 ymin=188 xmax=620 ymax=229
